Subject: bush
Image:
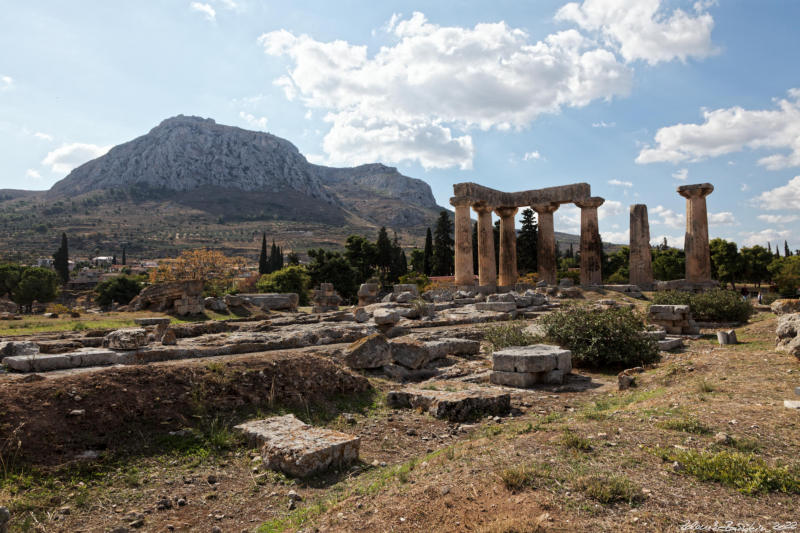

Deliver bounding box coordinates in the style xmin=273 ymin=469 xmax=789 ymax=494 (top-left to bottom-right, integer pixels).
xmin=398 ymin=271 xmax=430 ymax=293
xmin=539 ymin=306 xmax=659 ymax=369
xmin=650 ymin=289 xmax=752 ymax=322
xmin=256 ymin=266 xmax=311 ymax=305
xmin=95 ymin=276 xmax=142 ymax=307
xmin=485 ymin=322 xmax=541 ymax=351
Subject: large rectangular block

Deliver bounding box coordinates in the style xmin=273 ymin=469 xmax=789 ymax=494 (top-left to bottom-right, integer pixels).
xmin=475 ymin=302 xmax=517 ymax=313
xmin=492 ymin=345 xmax=568 ymax=373
xmin=386 ymin=387 xmax=510 ymax=421
xmin=235 ymin=415 xmax=359 ymax=478
xmin=490 ymin=370 xmax=541 ymax=388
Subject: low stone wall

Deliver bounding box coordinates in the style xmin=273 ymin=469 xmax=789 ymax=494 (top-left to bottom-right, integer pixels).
xmin=647 ymin=304 xmax=699 ymax=335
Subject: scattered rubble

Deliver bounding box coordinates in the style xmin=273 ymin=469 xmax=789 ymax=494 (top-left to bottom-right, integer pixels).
xmin=129 ymin=280 xmax=204 ymax=316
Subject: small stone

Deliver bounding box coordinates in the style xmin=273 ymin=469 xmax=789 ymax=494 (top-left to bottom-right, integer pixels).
xmin=211 ymin=527 xmax=222 ymax=533
xmin=207 ymin=474 xmax=217 ymax=484
xmin=58 ymin=506 xmax=71 ymax=515
xmin=406 ymin=428 xmax=417 ymax=436
xmin=288 ymin=500 xmax=296 ymax=511
xmin=287 ymin=490 xmax=302 ymax=502
xmin=714 ymin=432 xmax=731 ymax=445
xmin=129 ymin=518 xmax=145 ymax=529
xmin=68 ymin=409 xmax=85 ymax=417
xmin=177 ymin=498 xmax=187 ymax=507
xmin=672 ymin=461 xmax=685 ymax=472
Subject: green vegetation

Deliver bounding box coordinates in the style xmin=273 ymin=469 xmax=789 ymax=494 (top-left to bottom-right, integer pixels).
xmin=540 ymin=306 xmax=659 ymax=369
xmin=576 ymin=475 xmax=644 ymax=505
xmin=650 ymin=289 xmax=753 ymax=323
xmin=500 ymin=462 xmax=552 ymax=493
xmin=484 ymin=321 xmax=541 ymax=351
xmin=0 ymin=264 xmax=60 ymax=310
xmin=559 ymin=430 xmax=594 ymax=452
xmin=657 ymin=448 xmax=800 ymax=495
xmin=94 ymin=275 xmax=143 ymax=307
xmin=658 ymin=416 xmax=712 ymax=435
xmin=257 ymin=265 xmax=312 ymax=305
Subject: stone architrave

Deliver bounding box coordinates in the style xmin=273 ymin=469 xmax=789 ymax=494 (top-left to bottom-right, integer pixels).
xmin=531 ymin=203 xmax=559 ymax=285
xmin=472 ymin=202 xmax=497 ymax=289
xmin=575 ymin=197 xmax=604 ymax=286
xmin=495 ymin=206 xmax=519 ymax=288
xmin=450 ymin=197 xmax=475 ymax=286
xmin=629 ymin=204 xmax=653 ymax=287
xmin=678 ymin=183 xmax=714 ymax=283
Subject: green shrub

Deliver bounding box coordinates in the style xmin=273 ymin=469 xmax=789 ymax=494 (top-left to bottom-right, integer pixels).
xmin=761 ymin=292 xmax=781 ymax=305
xmin=95 ymin=276 xmax=142 ymax=307
xmin=398 ymin=271 xmax=429 ymax=293
xmin=484 ymin=322 xmax=541 ymax=351
xmin=539 ymin=306 xmax=659 ymax=369
xmin=256 ymin=266 xmax=311 ymax=305
xmin=651 ymin=289 xmax=752 ymax=322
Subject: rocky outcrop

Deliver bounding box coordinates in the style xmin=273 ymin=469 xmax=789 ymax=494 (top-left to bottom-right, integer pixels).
xmin=103 ymin=328 xmax=148 ymax=350
xmin=226 ymin=293 xmax=298 ymax=313
xmin=130 ymin=280 xmax=204 ymax=316
xmin=776 ymin=313 xmax=800 ymax=359
xmin=771 ymin=299 xmax=800 ymax=315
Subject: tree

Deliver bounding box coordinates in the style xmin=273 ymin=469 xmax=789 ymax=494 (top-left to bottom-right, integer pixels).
xmin=345 ymin=234 xmax=377 ymax=281
xmin=652 ymin=247 xmax=685 ymax=281
xmin=258 ymin=233 xmax=269 ymax=275
xmin=391 ymin=249 xmax=408 ymax=283
xmin=422 ymin=228 xmax=433 ymax=276
xmin=256 ymin=265 xmax=311 ymax=305
xmin=268 ymin=240 xmax=283 ymax=273
xmin=0 ymin=263 xmax=24 ymax=298
xmin=150 ymin=248 xmax=246 ymax=296
xmin=375 ymin=227 xmax=394 ymax=278
xmin=306 ymin=249 xmax=359 ymax=302
xmin=410 ymin=249 xmax=425 ymax=274
xmin=604 ymin=246 xmax=629 ymax=283
xmin=740 ymin=245 xmax=772 ymax=286
xmin=12 ymin=267 xmax=59 ymax=310
xmin=286 ymin=252 xmax=300 ymax=265
xmin=768 ymin=256 xmax=800 ymax=297
xmin=53 ymin=232 xmax=69 ymax=283
xmin=517 ymin=208 xmax=538 ymax=274
xmin=709 ymin=238 xmax=743 ymax=289
xmin=121 ymin=246 xmax=126 ymax=266
xmin=95 ymin=276 xmax=142 ymax=307
xmin=785 ymin=240 xmax=793 ymax=257
xmin=431 ymin=211 xmax=454 ymax=276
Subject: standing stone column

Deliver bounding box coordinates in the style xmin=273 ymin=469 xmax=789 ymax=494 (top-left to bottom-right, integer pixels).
xmin=629 ymin=204 xmax=653 ymax=287
xmin=575 ymin=197 xmax=605 ymax=286
xmin=495 ymin=206 xmax=519 ymax=288
xmin=450 ymin=197 xmax=474 ymax=286
xmin=531 ymin=203 xmax=559 ymax=285
xmin=678 ymin=183 xmax=714 ymax=283
xmin=472 ymin=202 xmax=497 ymax=289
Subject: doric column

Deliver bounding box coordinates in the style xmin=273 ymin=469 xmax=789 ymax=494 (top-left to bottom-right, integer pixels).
xmin=575 ymin=197 xmax=605 ymax=286
xmin=495 ymin=206 xmax=519 ymax=288
xmin=472 ymin=202 xmax=497 ymax=288
xmin=531 ymin=203 xmax=559 ymax=285
xmin=678 ymin=183 xmax=714 ymax=282
xmin=450 ymin=197 xmax=474 ymax=286
xmin=629 ymin=204 xmax=653 ymax=287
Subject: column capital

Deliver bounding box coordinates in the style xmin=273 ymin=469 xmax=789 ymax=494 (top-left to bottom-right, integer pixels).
xmin=494 ymin=206 xmax=518 ymax=218
xmin=677 ymin=183 xmax=714 ymax=199
xmin=472 ymin=201 xmax=494 ymax=214
xmin=575 ymin=196 xmax=605 ymax=209
xmin=449 ymin=196 xmax=473 ymax=208
xmin=530 ymin=202 xmax=559 ymax=214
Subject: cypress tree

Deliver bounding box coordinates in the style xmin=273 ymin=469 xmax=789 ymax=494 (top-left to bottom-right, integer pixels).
xmin=516 ymin=208 xmax=538 ymax=273
xmin=53 ymin=232 xmax=69 ymax=283
xmin=785 ymin=240 xmax=792 ymax=257
xmin=422 ymin=228 xmax=433 ymax=276
xmin=375 ymin=227 xmax=393 ymax=275
xmin=121 ymin=246 xmax=126 ymax=266
xmin=259 ymin=233 xmax=268 ymax=274
xmin=432 ymin=211 xmax=454 ymax=276
xmin=472 ymin=221 xmax=478 ymax=275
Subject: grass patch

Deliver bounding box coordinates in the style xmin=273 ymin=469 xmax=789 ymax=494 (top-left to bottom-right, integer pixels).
xmin=499 ymin=462 xmax=553 ymax=493
xmin=580 ymin=388 xmax=665 ymax=421
xmin=559 ymin=431 xmax=594 ymax=452
xmin=576 ymin=474 xmax=644 ymax=505
xmin=658 ymin=416 xmax=713 ymax=435
xmin=657 ymin=448 xmax=800 ymax=494
xmin=697 ymin=380 xmax=716 ymax=393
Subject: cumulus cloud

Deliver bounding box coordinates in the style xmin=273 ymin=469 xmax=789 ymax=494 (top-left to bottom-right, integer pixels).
xmin=608 ymin=178 xmax=632 ymax=187
xmin=651 ymin=234 xmax=684 ymax=249
xmin=34 ymin=132 xmax=53 ymax=141
xmin=757 ymin=214 xmax=799 ymax=224
xmin=190 ymin=2 xmax=216 ymax=21
xmin=754 ymin=176 xmax=800 ymax=210
xmin=259 ymin=12 xmax=632 ymax=169
xmin=555 ymin=0 xmax=716 ymax=64
xmin=740 ymin=228 xmax=792 ymax=247
xmin=42 ymin=143 xmax=111 ymax=175
xmin=0 ymin=75 xmax=12 ymax=90
xmin=651 ymin=204 xmax=684 ymax=229
xmin=592 ymin=121 xmax=615 ymax=128
xmin=523 ymin=151 xmax=542 ymax=161
xmin=239 ymin=111 xmax=268 ymax=130
xmin=708 ymin=211 xmax=735 ymax=226
xmin=637 ymin=89 xmax=800 ymax=169
xmin=599 ymin=199 xmax=623 ymax=219
xmin=601 ymin=230 xmax=629 ymax=244
xmin=25 ymin=169 xmax=42 ymax=180
xmin=555 ymin=205 xmax=581 ymax=233
xmin=672 ymin=168 xmax=688 ymax=180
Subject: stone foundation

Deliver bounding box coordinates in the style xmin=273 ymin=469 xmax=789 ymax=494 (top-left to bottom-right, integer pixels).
xmin=647 ymin=304 xmax=699 ymax=335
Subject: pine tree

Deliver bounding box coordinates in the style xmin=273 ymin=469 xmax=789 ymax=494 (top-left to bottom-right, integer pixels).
xmin=432 ymin=211 xmax=454 ymax=276
xmin=516 ymin=208 xmax=538 ymax=273
xmin=422 ymin=228 xmax=433 ymax=276
xmin=53 ymin=232 xmax=69 ymax=283
xmin=258 ymin=233 xmax=268 ymax=275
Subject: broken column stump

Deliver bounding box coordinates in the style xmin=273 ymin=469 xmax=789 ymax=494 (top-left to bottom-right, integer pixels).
xmin=386 ymin=386 xmax=510 ymax=422
xmin=490 ymin=344 xmax=572 ymax=387
xmin=235 ymin=415 xmax=360 ymax=478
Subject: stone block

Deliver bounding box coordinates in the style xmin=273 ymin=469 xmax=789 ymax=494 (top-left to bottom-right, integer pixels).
xmin=556 ymin=349 xmax=572 ymax=373
xmin=0 ymin=341 xmax=40 ymax=357
xmin=373 ymin=308 xmax=400 ymax=326
xmin=475 ymin=302 xmax=516 ymax=313
xmin=717 ymin=330 xmax=738 ymax=345
xmin=544 ymin=369 xmax=565 ymax=385
xmin=490 ymin=370 xmax=540 ymax=388
xmin=386 ymin=387 xmax=510 ymax=421
xmin=235 ymin=415 xmax=359 ymax=478
xmin=424 ymin=338 xmax=481 ymax=359
xmin=393 ymin=284 xmax=419 ymax=297
xmin=103 ymin=328 xmax=148 ymax=350
xmin=395 ymin=291 xmax=417 ymax=304
xmin=771 ymin=299 xmax=800 ymax=315
xmin=487 ymin=293 xmax=516 ymax=303
xmin=658 ymin=338 xmax=684 ymax=351
xmin=492 ymin=345 xmax=567 ymax=373
xmin=390 ymin=338 xmax=432 ymax=369
xmin=134 ymin=317 xmax=171 ymax=326
xmin=343 ymin=333 xmax=392 ymax=369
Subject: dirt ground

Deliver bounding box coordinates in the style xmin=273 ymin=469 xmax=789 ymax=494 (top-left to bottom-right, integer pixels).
xmin=1 ymin=301 xmax=798 ymax=532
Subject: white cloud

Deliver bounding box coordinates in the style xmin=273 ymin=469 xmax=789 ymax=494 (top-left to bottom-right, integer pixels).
xmin=708 ymin=211 xmax=735 ymax=226
xmin=740 ymin=183 xmax=749 ymax=192
xmin=592 ymin=121 xmax=615 ymax=128
xmin=637 ymin=89 xmax=800 ymax=169
xmin=523 ymin=151 xmax=542 ymax=161
xmin=34 ymin=132 xmax=53 ymax=141
xmin=740 ymin=228 xmax=792 ymax=247
xmin=259 ymin=13 xmax=632 ymax=169
xmin=754 ymin=176 xmax=800 ymax=210
xmin=757 ymin=214 xmax=799 ymax=224
xmin=42 ymin=143 xmax=111 ymax=175
xmin=0 ymin=75 xmax=12 ymax=90
xmin=217 ymin=0 xmax=237 ymax=9
xmin=25 ymin=169 xmax=42 ymax=180
xmin=599 ymin=199 xmax=623 ymax=219
xmin=672 ymin=167 xmax=688 ymax=180
xmin=190 ymin=2 xmax=216 ymax=21
xmin=608 ymin=178 xmax=632 ymax=187
xmin=555 ymin=0 xmax=716 ymax=64
xmin=651 ymin=204 xmax=684 ymax=229
xmin=555 ymin=205 xmax=581 ymax=233
xmin=238 ymin=111 xmax=268 ymax=130
xmin=651 ymin=234 xmax=684 ymax=249
xmin=601 ymin=230 xmax=629 ymax=244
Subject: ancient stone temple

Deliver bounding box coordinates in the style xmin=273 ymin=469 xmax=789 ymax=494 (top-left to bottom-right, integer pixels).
xmin=629 ymin=204 xmax=653 ymax=288
xmin=678 ymin=183 xmax=713 ymax=283
xmin=451 ymin=182 xmax=603 ymax=288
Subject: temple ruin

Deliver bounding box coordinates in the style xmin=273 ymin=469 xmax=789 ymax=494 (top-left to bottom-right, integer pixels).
xmin=450 ymin=182 xmax=603 ymax=288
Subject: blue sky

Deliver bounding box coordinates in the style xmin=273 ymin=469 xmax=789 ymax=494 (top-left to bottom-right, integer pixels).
xmin=2 ymin=0 xmax=799 ymax=250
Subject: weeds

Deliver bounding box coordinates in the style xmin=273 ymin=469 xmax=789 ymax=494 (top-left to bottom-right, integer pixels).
xmin=559 ymin=431 xmax=594 ymax=452
xmin=499 ymin=462 xmax=552 ymax=493
xmin=658 ymin=416 xmax=713 ymax=435
xmin=484 ymin=322 xmax=540 ymax=351
xmin=576 ymin=474 xmax=644 ymax=505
